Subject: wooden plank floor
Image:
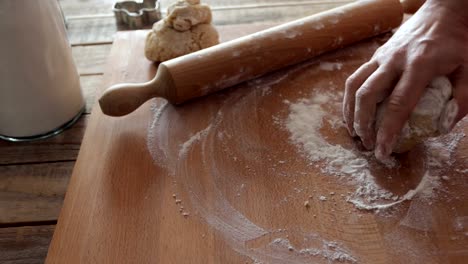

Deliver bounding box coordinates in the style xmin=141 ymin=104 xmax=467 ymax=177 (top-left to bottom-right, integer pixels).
xmin=0 ymin=0 xmax=353 ymax=263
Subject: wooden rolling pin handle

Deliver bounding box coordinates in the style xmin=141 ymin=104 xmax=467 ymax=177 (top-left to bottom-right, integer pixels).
xmin=99 ymin=64 xmax=174 ymax=116
xmin=99 ymin=80 xmax=158 ymax=117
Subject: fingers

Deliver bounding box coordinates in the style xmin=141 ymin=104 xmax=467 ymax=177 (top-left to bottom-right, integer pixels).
xmin=375 ymin=63 xmax=434 ymax=161
xmin=343 ymin=61 xmax=379 ymax=136
xmin=440 ymin=67 xmax=468 ymax=133
xmin=353 ymin=66 xmax=398 ymax=150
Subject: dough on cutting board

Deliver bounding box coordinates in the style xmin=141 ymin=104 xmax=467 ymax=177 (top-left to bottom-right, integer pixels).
xmin=376 ymin=76 xmax=453 ymax=153
xmin=166 ymin=0 xmax=212 ymax=32
xmin=145 ymin=0 xmax=219 ymax=62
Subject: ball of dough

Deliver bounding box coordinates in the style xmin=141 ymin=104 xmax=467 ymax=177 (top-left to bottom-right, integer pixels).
xmin=144 ymin=0 xmax=219 ymax=62
xmin=375 ymin=76 xmax=452 ymax=153
xmin=166 ymin=0 xmax=212 ymax=32
xmin=186 ymin=0 xmax=200 ymax=4
xmin=145 ymin=21 xmax=219 ymax=62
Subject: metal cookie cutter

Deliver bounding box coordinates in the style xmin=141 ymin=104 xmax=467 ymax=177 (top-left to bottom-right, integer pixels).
xmin=113 ymin=0 xmax=161 ymax=29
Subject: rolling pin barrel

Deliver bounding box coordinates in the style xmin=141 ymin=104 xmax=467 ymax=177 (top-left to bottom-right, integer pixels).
xmin=99 ymin=0 xmax=403 ymax=117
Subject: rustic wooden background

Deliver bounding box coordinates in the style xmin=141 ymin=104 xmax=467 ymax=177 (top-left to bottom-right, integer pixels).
xmin=0 ymin=0 xmax=355 ymax=263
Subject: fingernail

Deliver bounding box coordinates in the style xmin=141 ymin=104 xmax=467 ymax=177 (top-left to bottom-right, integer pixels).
xmin=353 ymin=121 xmax=362 ymax=136
xmin=346 ymin=126 xmax=356 ymax=137
xmin=375 ymin=144 xmax=389 ymax=161
xmin=346 ymin=123 xmax=356 ymax=137
xmin=375 ymin=134 xmax=397 ymax=162
xmin=439 ymin=99 xmax=459 ymax=134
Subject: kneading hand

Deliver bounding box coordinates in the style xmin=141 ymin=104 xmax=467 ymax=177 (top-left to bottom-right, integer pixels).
xmin=343 ymin=0 xmax=468 ymax=162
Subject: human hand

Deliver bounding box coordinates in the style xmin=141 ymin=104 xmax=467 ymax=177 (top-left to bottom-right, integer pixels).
xmin=343 ymin=0 xmax=468 ymax=162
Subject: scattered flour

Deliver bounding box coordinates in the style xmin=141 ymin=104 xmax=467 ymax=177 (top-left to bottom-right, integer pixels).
xmin=283 ymin=30 xmax=302 ymax=39
xmin=329 ymin=16 xmax=340 ymax=24
xmin=319 ymin=62 xmax=343 ymax=71
xmin=147 ymin=78 xmax=361 ymax=263
xmin=146 ymin=59 xmax=466 ymax=262
xmin=271 ymin=238 xmax=357 ymax=263
xmin=179 ymin=124 xmax=213 ymax=158
xmin=232 ymin=50 xmax=241 ymax=57
xmin=313 ymin=22 xmax=325 ymax=30
xmin=284 ymin=90 xmax=464 ymax=211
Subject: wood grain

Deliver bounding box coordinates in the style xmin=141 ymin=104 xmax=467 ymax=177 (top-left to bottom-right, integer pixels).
xmin=161 ymin=0 xmax=354 ymax=10
xmin=100 ymin=0 xmax=402 ymax=116
xmin=0 ymin=116 xmax=88 ymax=165
xmin=59 ymin=0 xmax=354 ymax=17
xmin=1 ymin=2 xmax=354 ymax=263
xmin=59 ymin=0 xmax=114 ymax=17
xmin=81 ymin=75 xmax=104 ymax=114
xmin=47 ymin=28 xmax=468 ymax=264
xmin=210 ymin=1 xmax=354 ymax=25
xmin=47 ymin=28 xmax=273 ymax=264
xmin=0 ymin=162 xmax=72 ymax=224
xmin=65 ymin=1 xmax=354 ymax=45
xmin=67 ymin=18 xmax=117 ymax=45
xmin=0 ymin=225 xmax=54 ymax=264
xmin=69 ymin=24 xmax=278 ymax=74
xmin=72 ymin=44 xmax=113 ymax=75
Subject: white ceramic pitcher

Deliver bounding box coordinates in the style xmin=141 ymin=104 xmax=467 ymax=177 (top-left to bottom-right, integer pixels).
xmin=0 ymin=0 xmax=84 ymax=141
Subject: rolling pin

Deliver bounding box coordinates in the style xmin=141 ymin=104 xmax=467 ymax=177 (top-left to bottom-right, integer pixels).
xmin=99 ymin=0 xmax=403 ymax=117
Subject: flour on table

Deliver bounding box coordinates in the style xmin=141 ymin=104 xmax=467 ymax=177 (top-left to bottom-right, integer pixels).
xmin=270 ymin=237 xmax=357 ymax=263
xmin=283 ymin=89 xmax=464 ymax=211
xmin=179 ymin=124 xmax=213 ymax=158
xmin=319 ymin=62 xmax=343 ymax=71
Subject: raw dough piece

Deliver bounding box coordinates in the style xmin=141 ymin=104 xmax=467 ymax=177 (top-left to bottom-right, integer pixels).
xmin=166 ymin=0 xmax=212 ymax=32
xmin=145 ymin=22 xmax=218 ymax=62
xmin=145 ymin=0 xmax=219 ymax=62
xmin=376 ymin=76 xmax=453 ymax=153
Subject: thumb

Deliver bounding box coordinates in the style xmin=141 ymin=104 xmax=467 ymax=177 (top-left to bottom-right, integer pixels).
xmin=439 ymin=68 xmax=468 ymax=133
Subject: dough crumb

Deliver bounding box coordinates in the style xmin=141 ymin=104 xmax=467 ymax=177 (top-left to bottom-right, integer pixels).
xmin=319 ymin=196 xmax=327 ymax=201
xmin=304 ymin=200 xmax=310 ymax=208
xmin=145 ymin=0 xmax=219 ymax=62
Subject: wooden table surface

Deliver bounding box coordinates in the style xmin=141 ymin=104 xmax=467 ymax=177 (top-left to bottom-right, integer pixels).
xmin=0 ymin=1 xmax=354 ymax=263
xmin=44 ymin=10 xmax=468 ymax=264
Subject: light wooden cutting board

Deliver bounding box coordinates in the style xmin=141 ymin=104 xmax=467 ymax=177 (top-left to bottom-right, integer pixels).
xmin=46 ymin=25 xmax=468 ymax=264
